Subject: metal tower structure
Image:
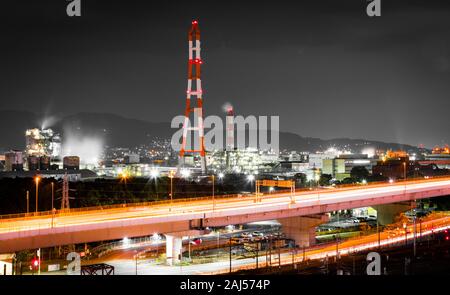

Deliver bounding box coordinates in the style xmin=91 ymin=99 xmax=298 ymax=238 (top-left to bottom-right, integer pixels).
xmin=179 ymin=20 xmax=207 ymax=174
xmin=61 ymin=173 xmax=70 ymax=210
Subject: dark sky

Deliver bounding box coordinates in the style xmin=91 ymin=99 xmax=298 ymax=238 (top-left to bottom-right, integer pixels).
xmin=1 ymin=0 xmax=449 ymax=148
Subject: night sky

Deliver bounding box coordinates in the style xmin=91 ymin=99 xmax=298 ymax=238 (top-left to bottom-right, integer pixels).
xmin=1 ymin=0 xmax=449 ymax=148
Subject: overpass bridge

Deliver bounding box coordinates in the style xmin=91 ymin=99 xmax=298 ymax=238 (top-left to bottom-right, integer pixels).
xmin=1 ymin=177 xmax=450 ymax=264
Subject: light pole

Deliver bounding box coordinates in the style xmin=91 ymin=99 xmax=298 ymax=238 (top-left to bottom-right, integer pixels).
xmin=51 ymin=182 xmax=55 ymax=228
xmin=134 ymin=250 xmax=138 ymax=275
xmin=403 ymin=222 xmax=407 ymax=246
xmin=216 ymin=230 xmax=220 ymax=260
xmin=169 ymin=171 xmax=175 ymax=211
xmin=150 ymin=169 xmax=159 ymax=200
xmin=37 ymin=248 xmax=41 ymax=275
xmin=403 ymin=162 xmax=407 ymax=180
xmin=413 ymin=210 xmax=417 ymax=257
xmin=212 ymin=174 xmax=215 ymax=211
xmin=377 ymin=215 xmax=381 ymax=248
xmin=229 ymin=236 xmax=232 ymax=273
xmin=34 ymin=176 xmax=40 ymax=214
xmin=247 ymin=174 xmax=255 ymax=201
xmin=26 ymin=190 xmax=29 ymax=214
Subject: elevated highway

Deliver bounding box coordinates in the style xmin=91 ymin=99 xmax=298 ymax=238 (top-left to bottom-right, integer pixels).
xmin=1 ymin=177 xmax=450 ymax=254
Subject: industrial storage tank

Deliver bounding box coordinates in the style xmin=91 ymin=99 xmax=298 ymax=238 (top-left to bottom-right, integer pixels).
xmin=27 ymin=156 xmax=40 ymax=171
xmin=63 ymin=156 xmax=80 ymax=170
xmin=40 ymin=156 xmax=50 ymax=170
xmin=5 ymin=151 xmax=24 ymax=171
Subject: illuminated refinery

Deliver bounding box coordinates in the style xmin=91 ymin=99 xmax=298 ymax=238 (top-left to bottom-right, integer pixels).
xmin=0 ymin=2 xmax=450 ymax=288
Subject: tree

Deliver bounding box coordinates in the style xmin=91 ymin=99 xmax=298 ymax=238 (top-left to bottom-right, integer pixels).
xmin=319 ymin=174 xmax=332 ymax=186
xmin=294 ymin=173 xmax=307 ymax=186
xmin=350 ymin=166 xmax=369 ymax=181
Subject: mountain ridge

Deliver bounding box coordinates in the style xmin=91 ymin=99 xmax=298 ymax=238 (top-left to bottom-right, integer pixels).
xmin=0 ymin=110 xmax=422 ymax=153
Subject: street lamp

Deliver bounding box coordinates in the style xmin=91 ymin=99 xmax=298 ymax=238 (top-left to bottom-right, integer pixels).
xmin=212 ymin=174 xmax=215 ymax=211
xmin=150 ymin=169 xmax=159 ymax=200
xmin=403 ymin=222 xmax=407 ymax=246
xmin=247 ymin=174 xmax=256 ymax=202
xmin=26 ymin=190 xmax=29 ymax=214
xmin=51 ymin=182 xmax=55 ymax=228
xmin=169 ymin=170 xmax=175 ymax=210
xmin=152 ymin=233 xmax=161 ymax=255
xmin=34 ymin=176 xmax=40 ymax=213
xmin=403 ymin=162 xmax=407 ymax=180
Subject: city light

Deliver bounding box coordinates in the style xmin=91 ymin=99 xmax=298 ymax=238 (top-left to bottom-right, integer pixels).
xmin=180 ymin=169 xmax=191 ymax=178
xmin=150 ymin=169 xmax=159 ymax=178
xmin=122 ymin=237 xmax=130 ymax=248
xmin=1 ymin=13 xmax=450 ymax=279
xmin=152 ymin=233 xmax=161 ymax=241
xmin=119 ymin=172 xmax=129 ymax=181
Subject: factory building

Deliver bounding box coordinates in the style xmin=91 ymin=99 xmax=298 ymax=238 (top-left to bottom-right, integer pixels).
xmin=207 ymin=148 xmax=279 ymax=174
xmin=4 ymin=150 xmax=24 ymax=171
xmin=25 ymin=128 xmax=61 ymax=159
xmin=322 ymin=154 xmax=378 ymax=181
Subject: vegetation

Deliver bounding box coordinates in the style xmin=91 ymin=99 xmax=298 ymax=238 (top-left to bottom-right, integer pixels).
xmin=0 ymin=175 xmax=254 ymax=215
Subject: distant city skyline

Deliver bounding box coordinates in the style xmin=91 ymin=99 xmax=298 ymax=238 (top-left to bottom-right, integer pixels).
xmin=1 ymin=0 xmax=449 ymax=148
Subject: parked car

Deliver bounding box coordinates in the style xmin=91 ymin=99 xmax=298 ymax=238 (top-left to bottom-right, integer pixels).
xmin=252 ymin=231 xmax=264 ymax=237
xmin=190 ymin=238 xmax=202 ymax=245
xmin=241 ymin=232 xmax=253 ymax=238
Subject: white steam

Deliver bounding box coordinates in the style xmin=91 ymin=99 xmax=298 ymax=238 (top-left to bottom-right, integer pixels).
xmin=62 ymin=130 xmax=104 ymax=165
xmin=40 ymin=115 xmax=60 ymax=130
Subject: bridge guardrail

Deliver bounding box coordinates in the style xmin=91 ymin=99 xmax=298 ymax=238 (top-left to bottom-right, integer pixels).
xmin=0 ymin=175 xmax=449 ymax=222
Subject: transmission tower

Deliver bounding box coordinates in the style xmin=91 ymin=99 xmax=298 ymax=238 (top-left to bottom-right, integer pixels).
xmin=61 ymin=173 xmax=70 ymax=210
xmin=179 ymin=20 xmax=207 ymax=174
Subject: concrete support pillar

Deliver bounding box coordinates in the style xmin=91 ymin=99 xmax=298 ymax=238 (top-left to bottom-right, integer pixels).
xmin=373 ymin=203 xmax=412 ymax=225
xmin=278 ymin=214 xmax=329 ymax=247
xmin=164 ymin=229 xmax=206 ymax=266
xmin=165 ymin=235 xmax=182 ymax=266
